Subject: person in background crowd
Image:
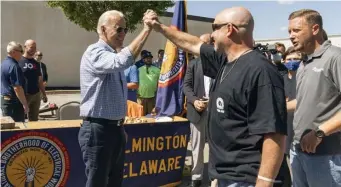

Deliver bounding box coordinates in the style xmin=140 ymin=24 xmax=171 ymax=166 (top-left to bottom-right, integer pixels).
xmin=271 ymin=42 xmax=288 ymax=76
xmin=152 ymin=49 xmax=164 ymax=69
xmin=124 ymin=64 xmax=139 ymax=102
xmin=275 ymin=42 xmax=286 ymax=55
xmin=145 ymin=7 xmax=287 ymax=187
xmin=283 ymin=47 xmax=303 ymax=154
xmin=135 ymin=49 xmax=149 ymax=68
xmin=19 ymin=39 xmax=47 ymax=121
xmin=287 ymin=9 xmax=341 ymax=187
xmin=34 ymin=51 xmax=48 ymax=88
xmin=79 ymin=9 xmax=155 ymax=187
xmin=277 ymin=47 xmax=304 ymax=187
xmin=137 ymin=51 xmax=160 ymax=116
xmin=1 ymin=41 xmax=29 ymax=122
xmin=183 ymin=33 xmax=213 ymax=187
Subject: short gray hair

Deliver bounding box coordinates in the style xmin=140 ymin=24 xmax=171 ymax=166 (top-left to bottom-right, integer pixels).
xmin=7 ymin=41 xmax=23 ymax=53
xmin=97 ymin=10 xmax=125 ymax=34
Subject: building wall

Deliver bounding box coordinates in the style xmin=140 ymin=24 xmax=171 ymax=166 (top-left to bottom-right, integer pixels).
xmin=1 ymin=1 xmax=213 ymax=87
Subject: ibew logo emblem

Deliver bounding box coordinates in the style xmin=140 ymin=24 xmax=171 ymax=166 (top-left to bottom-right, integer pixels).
xmin=216 ymin=97 xmax=224 ymax=113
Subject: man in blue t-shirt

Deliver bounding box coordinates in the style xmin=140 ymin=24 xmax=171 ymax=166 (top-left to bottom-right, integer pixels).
xmin=124 ymin=64 xmax=139 ymax=102
xmin=1 ymin=41 xmax=29 ymax=122
xmin=19 ymin=39 xmax=47 ymax=121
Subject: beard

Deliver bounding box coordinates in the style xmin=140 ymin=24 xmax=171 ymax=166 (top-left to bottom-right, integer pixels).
xmin=28 ymin=51 xmax=36 ymax=56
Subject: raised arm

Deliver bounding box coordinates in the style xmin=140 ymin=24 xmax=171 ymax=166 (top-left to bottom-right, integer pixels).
xmin=127 ymin=26 xmax=152 ymax=59
xmin=144 ymin=11 xmax=203 ymax=56
xmin=89 ymin=11 xmax=156 ymax=74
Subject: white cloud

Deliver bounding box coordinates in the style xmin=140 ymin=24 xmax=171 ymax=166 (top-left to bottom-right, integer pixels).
xmin=277 ymin=0 xmax=295 ymax=5
xmin=280 ymin=26 xmax=287 ymax=31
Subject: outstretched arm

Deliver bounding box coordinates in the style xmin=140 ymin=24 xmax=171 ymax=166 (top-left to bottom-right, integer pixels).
xmin=145 ymin=11 xmax=204 ymax=56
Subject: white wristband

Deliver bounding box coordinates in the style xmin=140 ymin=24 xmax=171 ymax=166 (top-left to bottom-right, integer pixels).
xmin=257 ymin=175 xmax=282 ymax=183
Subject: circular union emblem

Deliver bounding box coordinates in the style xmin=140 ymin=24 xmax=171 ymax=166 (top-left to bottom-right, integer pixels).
xmin=1 ymin=131 xmax=70 ymax=187
xmin=216 ymin=97 xmax=224 ymax=109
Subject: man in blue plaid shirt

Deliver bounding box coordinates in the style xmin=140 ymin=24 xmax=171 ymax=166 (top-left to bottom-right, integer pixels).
xmin=79 ymin=10 xmax=156 ymax=187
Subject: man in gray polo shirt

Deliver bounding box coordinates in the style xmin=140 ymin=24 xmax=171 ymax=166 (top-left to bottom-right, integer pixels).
xmin=287 ymin=9 xmax=341 ymax=187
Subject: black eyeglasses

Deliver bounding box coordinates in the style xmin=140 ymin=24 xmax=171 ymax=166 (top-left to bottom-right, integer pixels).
xmin=116 ymin=27 xmax=128 ymax=34
xmin=212 ymin=22 xmax=239 ymax=32
xmin=15 ymin=49 xmax=23 ymax=53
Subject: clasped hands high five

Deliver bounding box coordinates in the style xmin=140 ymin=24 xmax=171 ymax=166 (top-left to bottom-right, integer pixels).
xmin=143 ymin=9 xmax=162 ymax=32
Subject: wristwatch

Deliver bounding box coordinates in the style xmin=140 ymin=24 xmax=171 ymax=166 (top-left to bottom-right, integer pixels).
xmin=315 ymin=127 xmax=326 ymax=138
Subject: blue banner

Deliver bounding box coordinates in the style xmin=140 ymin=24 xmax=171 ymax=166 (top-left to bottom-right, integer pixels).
xmin=1 ymin=121 xmax=190 ymax=187
xmin=155 ymin=0 xmax=188 ymax=117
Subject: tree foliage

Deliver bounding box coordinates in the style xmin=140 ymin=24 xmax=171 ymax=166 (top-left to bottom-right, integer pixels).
xmin=47 ymin=1 xmax=174 ymax=32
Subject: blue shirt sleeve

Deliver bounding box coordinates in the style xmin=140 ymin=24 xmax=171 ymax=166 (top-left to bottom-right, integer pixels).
xmin=129 ymin=65 xmax=139 ymax=83
xmin=9 ymin=64 xmax=24 ymax=87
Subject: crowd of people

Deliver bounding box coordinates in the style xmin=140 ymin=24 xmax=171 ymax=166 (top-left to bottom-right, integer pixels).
xmin=1 ymin=5 xmax=340 ymax=187
xmin=1 ymin=40 xmax=48 ymax=122
xmin=126 ymin=49 xmax=162 ymax=115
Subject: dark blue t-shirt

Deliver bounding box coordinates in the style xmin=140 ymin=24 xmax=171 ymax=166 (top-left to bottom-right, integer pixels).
xmin=1 ymin=57 xmax=26 ymax=98
xmin=135 ymin=59 xmax=145 ymax=69
xmin=19 ymin=57 xmax=41 ymax=94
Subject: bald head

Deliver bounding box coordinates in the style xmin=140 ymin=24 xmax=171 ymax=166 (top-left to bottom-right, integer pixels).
xmin=215 ymin=7 xmax=254 ymax=35
xmin=25 ymin=39 xmax=36 ymax=46
xmin=35 ymin=50 xmax=43 ymax=62
xmin=199 ymin=33 xmax=211 ymax=44
xmin=24 ymin=39 xmax=37 ymax=58
xmin=211 ymin=7 xmax=254 ymax=59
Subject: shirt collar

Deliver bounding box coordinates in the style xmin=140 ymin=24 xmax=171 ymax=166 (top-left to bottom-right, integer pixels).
xmin=5 ymin=56 xmax=18 ymax=63
xmin=98 ymin=39 xmax=116 ymax=53
xmin=307 ymin=40 xmax=331 ymax=61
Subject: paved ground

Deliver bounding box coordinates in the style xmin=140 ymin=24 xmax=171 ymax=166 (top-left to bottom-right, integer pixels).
xmin=41 ymin=93 xmax=212 ymax=187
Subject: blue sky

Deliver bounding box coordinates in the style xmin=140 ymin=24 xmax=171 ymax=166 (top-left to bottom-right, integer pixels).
xmin=167 ymin=1 xmax=341 ymax=40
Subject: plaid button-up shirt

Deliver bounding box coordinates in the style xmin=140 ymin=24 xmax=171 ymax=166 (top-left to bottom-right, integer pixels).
xmin=80 ymin=39 xmax=134 ymax=120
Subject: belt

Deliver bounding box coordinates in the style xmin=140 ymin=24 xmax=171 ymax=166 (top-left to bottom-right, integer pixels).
xmin=1 ymin=95 xmax=16 ymax=101
xmin=83 ymin=117 xmax=124 ymax=126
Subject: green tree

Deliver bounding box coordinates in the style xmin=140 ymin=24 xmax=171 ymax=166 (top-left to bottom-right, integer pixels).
xmin=47 ymin=1 xmax=174 ymax=32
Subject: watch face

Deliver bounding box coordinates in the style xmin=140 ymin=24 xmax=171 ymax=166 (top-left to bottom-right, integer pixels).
xmin=316 ymin=130 xmax=325 ymax=138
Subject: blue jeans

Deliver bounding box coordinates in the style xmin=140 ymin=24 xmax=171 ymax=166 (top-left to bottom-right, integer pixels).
xmin=78 ymin=119 xmax=126 ymax=187
xmin=218 ymin=180 xmax=254 ymax=187
xmin=290 ymin=145 xmax=341 ymax=187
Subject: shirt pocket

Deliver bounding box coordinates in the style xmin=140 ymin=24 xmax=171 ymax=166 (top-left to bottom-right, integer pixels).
xmin=209 ymin=91 xmax=236 ymax=148
xmin=213 ymin=91 xmax=232 ymax=120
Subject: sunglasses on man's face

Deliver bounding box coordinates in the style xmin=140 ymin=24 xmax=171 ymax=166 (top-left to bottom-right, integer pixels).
xmin=116 ymin=27 xmax=129 ymax=34
xmin=15 ymin=49 xmax=23 ymax=53
xmin=212 ymin=22 xmax=239 ymax=32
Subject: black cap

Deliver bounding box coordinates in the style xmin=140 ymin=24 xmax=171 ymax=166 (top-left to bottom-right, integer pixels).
xmin=142 ymin=51 xmax=153 ymax=59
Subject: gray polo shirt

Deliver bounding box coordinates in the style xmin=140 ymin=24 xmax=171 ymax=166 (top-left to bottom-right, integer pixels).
xmin=293 ymin=40 xmax=341 ymax=154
